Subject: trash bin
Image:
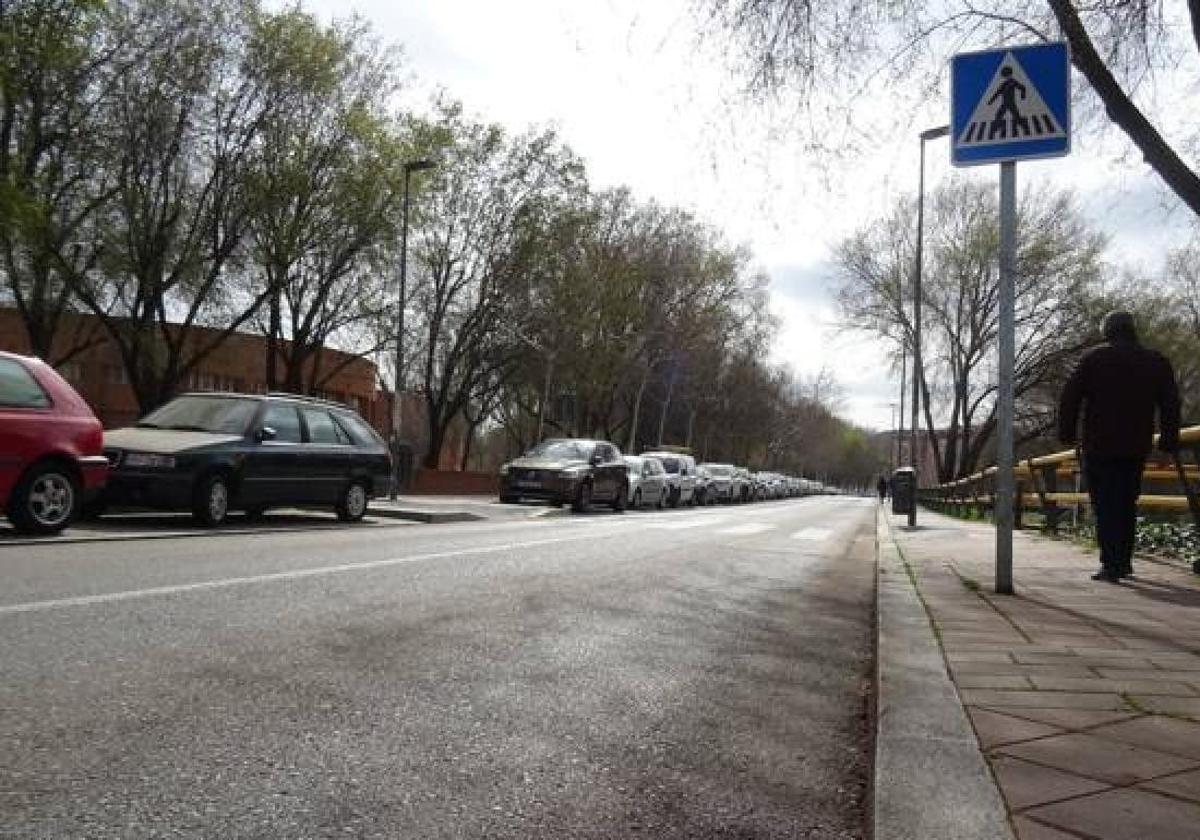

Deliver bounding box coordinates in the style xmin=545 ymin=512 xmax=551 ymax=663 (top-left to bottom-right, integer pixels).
xmin=891 ymin=467 xmax=915 ymax=516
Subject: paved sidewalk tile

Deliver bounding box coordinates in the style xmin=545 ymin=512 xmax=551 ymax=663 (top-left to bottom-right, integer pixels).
xmin=1139 ymin=767 xmax=1200 ymax=801
xmin=967 ymin=708 xmax=1062 ymax=749
xmin=990 ymin=755 xmax=1109 ymax=809
xmin=983 ymin=708 xmax=1136 ymax=730
xmin=1010 ymin=816 xmax=1083 ymax=840
xmin=997 ymin=732 xmax=1200 ymax=785
xmin=1027 ymin=787 xmax=1200 ymax=840
xmin=1088 ymin=714 xmax=1200 ymax=760
xmin=885 ymin=509 xmax=1200 ymax=840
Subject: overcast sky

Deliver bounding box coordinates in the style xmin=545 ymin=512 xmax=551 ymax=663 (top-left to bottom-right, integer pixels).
xmin=302 ymin=0 xmax=1196 ymax=431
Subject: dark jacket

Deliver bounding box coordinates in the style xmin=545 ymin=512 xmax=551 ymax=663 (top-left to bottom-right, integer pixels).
xmin=1058 ymin=338 xmax=1181 ymax=457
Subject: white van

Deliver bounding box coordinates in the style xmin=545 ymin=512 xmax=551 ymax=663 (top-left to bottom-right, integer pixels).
xmin=640 ymin=451 xmax=697 ymax=507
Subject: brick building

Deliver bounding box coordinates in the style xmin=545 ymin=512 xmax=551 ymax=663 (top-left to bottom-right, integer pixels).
xmin=0 ymin=307 xmax=466 ymax=470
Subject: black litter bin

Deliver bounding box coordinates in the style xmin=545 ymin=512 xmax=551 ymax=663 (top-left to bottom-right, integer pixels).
xmin=891 ymin=467 xmax=915 ymax=516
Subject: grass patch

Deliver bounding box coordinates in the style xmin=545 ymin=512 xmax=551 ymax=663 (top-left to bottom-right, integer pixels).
xmin=1120 ymin=693 xmax=1150 ymax=714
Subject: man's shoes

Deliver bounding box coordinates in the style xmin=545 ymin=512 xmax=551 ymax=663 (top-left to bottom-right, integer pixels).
xmin=1091 ymin=571 xmax=1121 ymax=583
xmin=1119 ymin=568 xmax=1134 ymax=579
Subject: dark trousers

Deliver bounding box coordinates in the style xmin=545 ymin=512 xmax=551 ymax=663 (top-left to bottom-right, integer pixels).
xmin=1084 ymin=454 xmax=1145 ymax=576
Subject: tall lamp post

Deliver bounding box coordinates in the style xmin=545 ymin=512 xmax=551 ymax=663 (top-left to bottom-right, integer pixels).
xmin=897 ymin=342 xmax=907 ymax=469
xmin=390 ymin=158 xmax=437 ymax=499
xmin=908 ymin=124 xmax=949 ymax=526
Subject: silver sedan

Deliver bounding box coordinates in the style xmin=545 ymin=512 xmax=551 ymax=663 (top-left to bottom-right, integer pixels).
xmin=623 ymin=455 xmax=669 ymax=509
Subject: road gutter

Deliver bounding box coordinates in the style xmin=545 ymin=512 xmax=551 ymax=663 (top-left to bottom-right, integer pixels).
xmin=873 ymin=507 xmax=1014 ymax=840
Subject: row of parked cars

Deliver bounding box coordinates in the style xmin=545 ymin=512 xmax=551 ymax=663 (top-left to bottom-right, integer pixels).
xmin=498 ymin=437 xmax=830 ymax=513
xmin=1 ymin=350 xmax=391 ymax=535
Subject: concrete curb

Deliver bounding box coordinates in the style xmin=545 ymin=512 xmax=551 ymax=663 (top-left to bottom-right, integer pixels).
xmin=367 ymin=507 xmax=485 ymax=524
xmin=874 ymin=507 xmax=1014 ymax=840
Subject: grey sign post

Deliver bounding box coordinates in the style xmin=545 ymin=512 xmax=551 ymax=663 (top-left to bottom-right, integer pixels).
xmin=951 ymin=42 xmax=1071 ymax=594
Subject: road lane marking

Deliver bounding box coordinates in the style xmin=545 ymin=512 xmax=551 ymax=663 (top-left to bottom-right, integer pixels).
xmin=648 ymin=516 xmax=728 ymax=530
xmin=0 ymin=534 xmax=596 ymax=616
xmin=791 ymin=527 xmax=834 ymax=541
xmin=715 ymin=523 xmax=774 ymax=536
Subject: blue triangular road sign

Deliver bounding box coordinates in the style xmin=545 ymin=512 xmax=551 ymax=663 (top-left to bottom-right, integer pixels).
xmin=951 ymin=42 xmax=1070 ymax=167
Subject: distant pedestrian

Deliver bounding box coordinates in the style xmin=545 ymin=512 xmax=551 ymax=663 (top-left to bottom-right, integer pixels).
xmin=1058 ymin=311 xmax=1181 ymax=582
xmin=877 ymin=475 xmax=889 ymax=502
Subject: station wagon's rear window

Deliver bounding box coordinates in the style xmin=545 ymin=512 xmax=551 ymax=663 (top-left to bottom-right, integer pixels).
xmin=136 ymin=395 xmax=259 ymax=434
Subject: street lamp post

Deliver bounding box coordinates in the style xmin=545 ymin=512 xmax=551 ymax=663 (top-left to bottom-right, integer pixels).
xmin=390 ymin=158 xmax=437 ymax=499
xmin=897 ymin=342 xmax=907 ymax=469
xmin=908 ymin=124 xmax=949 ymax=526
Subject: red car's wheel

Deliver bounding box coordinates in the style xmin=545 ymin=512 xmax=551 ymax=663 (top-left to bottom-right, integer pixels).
xmin=9 ymin=462 xmax=79 ymax=535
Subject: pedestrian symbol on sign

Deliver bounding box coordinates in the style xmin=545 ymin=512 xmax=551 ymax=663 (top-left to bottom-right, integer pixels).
xmin=957 ymin=53 xmax=1065 ymax=147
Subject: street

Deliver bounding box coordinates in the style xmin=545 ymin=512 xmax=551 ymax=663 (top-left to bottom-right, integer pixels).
xmin=2 ymin=496 xmax=875 ymax=839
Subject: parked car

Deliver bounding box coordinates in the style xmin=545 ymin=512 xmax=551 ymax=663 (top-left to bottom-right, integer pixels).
xmin=500 ymin=438 xmax=629 ymax=512
xmin=641 ymin=451 xmax=696 ymax=507
xmin=699 ymin=463 xmax=738 ymax=503
xmin=731 ymin=467 xmax=752 ymax=502
xmin=0 ymin=352 xmax=108 ymax=534
xmin=100 ymin=392 xmax=391 ymax=527
xmin=624 ymin=455 xmax=668 ymax=509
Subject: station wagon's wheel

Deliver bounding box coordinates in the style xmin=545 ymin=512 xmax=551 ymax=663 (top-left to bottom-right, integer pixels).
xmin=9 ymin=463 xmax=79 ymax=535
xmin=611 ymin=482 xmax=628 ymax=513
xmin=571 ymin=481 xmax=592 ymax=513
xmin=337 ymin=480 xmax=369 ymax=522
xmin=192 ymin=474 xmax=230 ymax=528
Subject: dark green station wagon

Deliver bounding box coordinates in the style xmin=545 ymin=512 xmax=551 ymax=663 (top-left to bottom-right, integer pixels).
xmin=100 ymin=392 xmax=391 ymax=527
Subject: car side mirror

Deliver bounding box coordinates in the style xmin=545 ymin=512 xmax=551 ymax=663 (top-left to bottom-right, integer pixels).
xmin=256 ymin=426 xmax=277 ymax=442
xmin=589 ymin=453 xmax=603 ymax=466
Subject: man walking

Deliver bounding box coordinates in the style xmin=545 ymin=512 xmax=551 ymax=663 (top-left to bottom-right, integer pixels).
xmin=1059 ymin=311 xmax=1181 ymax=582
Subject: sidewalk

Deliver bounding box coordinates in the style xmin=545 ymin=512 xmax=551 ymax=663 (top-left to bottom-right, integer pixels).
xmin=880 ymin=506 xmax=1200 ymax=840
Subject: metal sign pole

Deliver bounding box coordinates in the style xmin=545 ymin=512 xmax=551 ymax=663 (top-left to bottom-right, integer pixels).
xmin=996 ymin=160 xmax=1016 ymax=594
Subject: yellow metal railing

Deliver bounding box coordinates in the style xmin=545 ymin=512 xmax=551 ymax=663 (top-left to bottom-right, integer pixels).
xmin=920 ymin=425 xmax=1200 ymax=528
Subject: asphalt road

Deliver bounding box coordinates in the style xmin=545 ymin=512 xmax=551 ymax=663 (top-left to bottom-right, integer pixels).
xmin=1 ymin=496 xmax=877 ymax=839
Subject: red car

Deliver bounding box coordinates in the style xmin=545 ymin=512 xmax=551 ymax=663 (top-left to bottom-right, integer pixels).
xmin=0 ymin=351 xmax=108 ymax=534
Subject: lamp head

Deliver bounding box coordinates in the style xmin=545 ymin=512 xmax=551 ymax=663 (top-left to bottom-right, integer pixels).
xmin=405 ymin=159 xmax=437 ymax=173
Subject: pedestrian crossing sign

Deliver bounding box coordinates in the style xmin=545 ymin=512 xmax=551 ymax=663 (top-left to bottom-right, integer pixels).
xmin=951 ymin=42 xmax=1070 ymax=167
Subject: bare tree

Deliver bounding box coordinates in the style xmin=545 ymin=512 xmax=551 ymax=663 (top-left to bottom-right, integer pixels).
xmin=0 ymin=0 xmax=115 ymax=362
xmin=407 ymin=106 xmax=582 ymax=468
xmin=835 ymin=178 xmax=1104 ymax=480
xmin=243 ymin=9 xmax=404 ymax=394
xmin=74 ymin=0 xmax=272 ymax=412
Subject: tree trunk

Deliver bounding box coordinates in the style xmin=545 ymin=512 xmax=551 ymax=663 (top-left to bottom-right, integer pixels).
xmin=657 ymin=375 xmax=675 ymax=447
xmin=424 ymin=421 xmax=446 ymax=470
xmin=1048 ymin=0 xmax=1200 ymax=217
xmin=459 ymin=422 xmax=478 ymax=472
xmin=266 ymin=287 xmax=281 ymax=390
xmin=627 ymin=368 xmax=649 ymax=453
